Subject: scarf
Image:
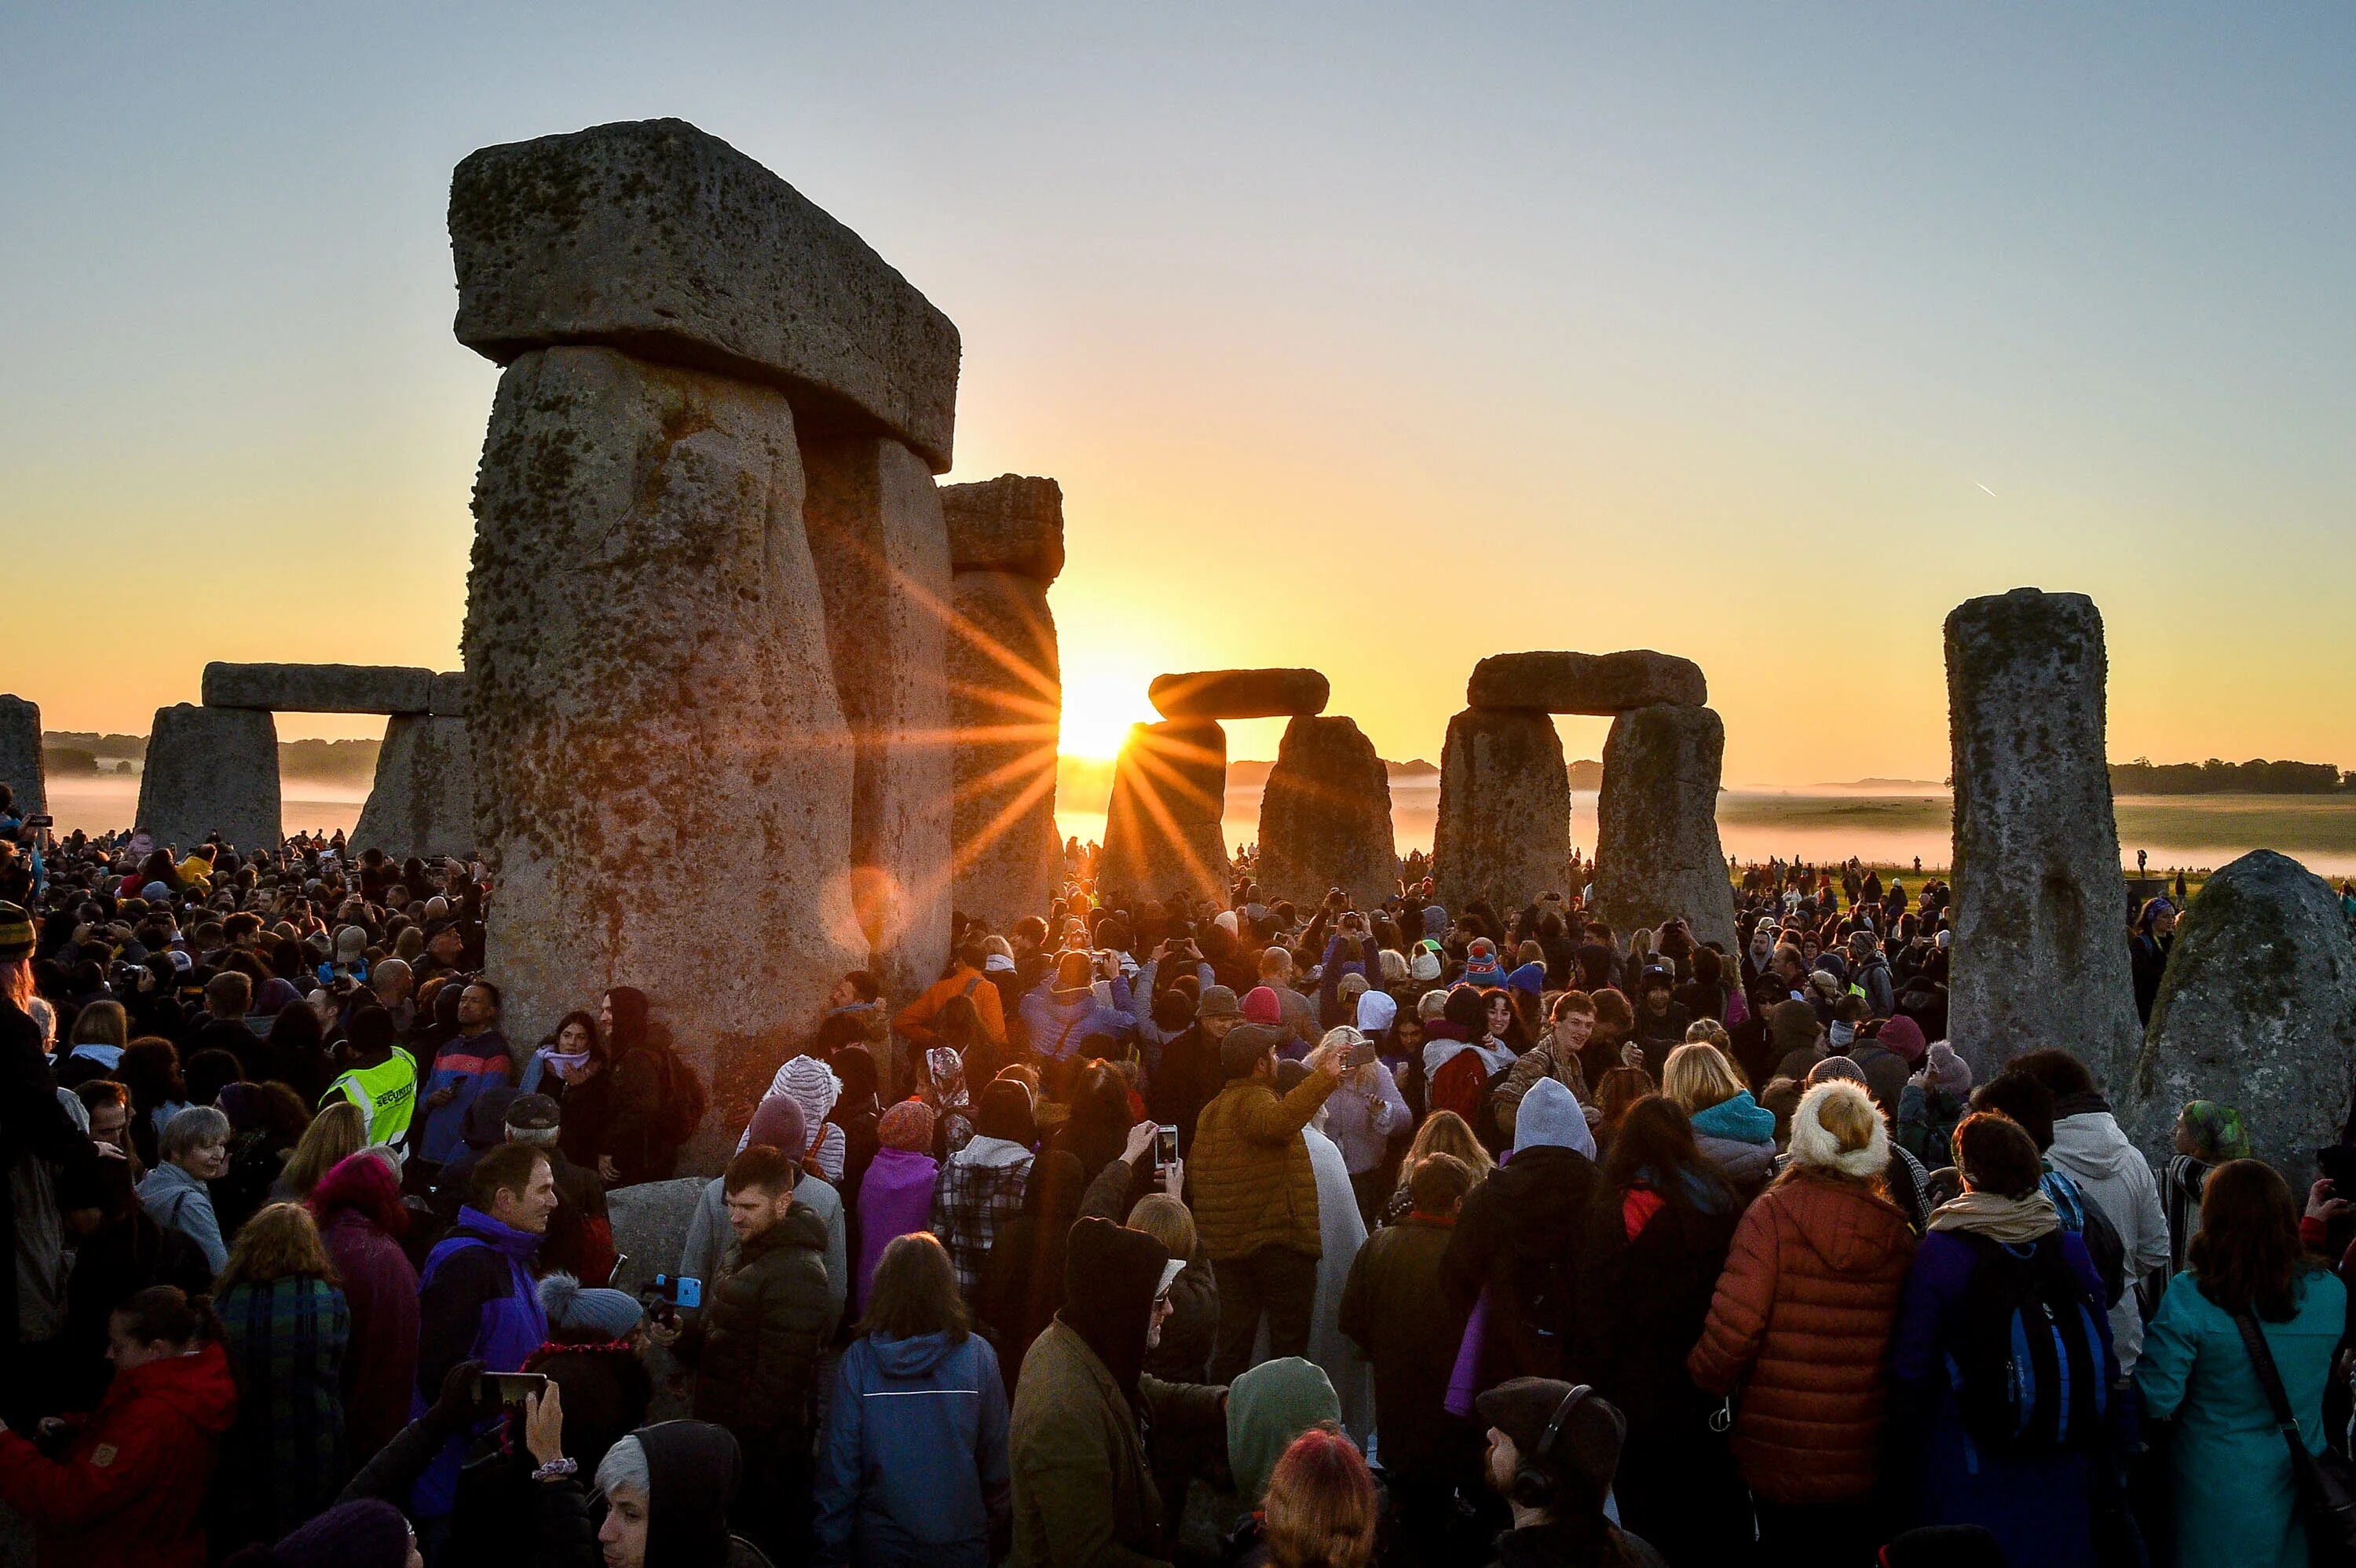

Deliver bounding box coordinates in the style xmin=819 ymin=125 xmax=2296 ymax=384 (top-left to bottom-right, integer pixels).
xmin=1927 ymin=1188 xmax=2059 ymax=1245
xmin=536 ymin=1046 xmax=593 ymax=1080
xmin=1690 ymin=1090 xmax=1776 ymax=1146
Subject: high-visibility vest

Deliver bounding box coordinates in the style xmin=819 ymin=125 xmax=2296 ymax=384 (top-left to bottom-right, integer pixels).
xmin=322 ymin=1047 xmax=419 ymax=1147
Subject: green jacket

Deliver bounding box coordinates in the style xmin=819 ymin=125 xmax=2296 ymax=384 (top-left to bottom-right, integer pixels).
xmin=1008 ymin=1319 xmax=1223 ymax=1568
xmin=688 ymin=1202 xmax=832 ymax=1441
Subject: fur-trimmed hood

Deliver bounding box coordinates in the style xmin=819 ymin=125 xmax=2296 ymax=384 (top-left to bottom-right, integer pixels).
xmin=1786 ymin=1080 xmax=1889 ymax=1180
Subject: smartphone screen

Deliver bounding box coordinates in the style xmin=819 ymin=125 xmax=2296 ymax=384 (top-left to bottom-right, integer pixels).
xmin=1347 ymin=1041 xmax=1377 ymax=1069
xmin=480 ymin=1371 xmax=548 ymax=1405
xmin=1154 ymin=1124 xmax=1180 ymax=1168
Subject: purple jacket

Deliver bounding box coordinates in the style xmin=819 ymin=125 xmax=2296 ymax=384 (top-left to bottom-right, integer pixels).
xmin=853 ymin=1147 xmax=942 ymax=1313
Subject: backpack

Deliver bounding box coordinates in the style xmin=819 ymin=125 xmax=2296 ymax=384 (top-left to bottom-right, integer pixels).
xmin=654 ymin=1046 xmax=707 ymax=1149
xmin=1946 ymin=1231 xmax=2109 ymax=1457
xmin=1428 ymin=1047 xmax=1492 ymax=1128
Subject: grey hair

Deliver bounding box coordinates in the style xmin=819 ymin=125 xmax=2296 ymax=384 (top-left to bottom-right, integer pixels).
xmin=161 ymin=1105 xmax=232 ymax=1163
xmin=595 ymin=1433 xmax=649 ymax=1499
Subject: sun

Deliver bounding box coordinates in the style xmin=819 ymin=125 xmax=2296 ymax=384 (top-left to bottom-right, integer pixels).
xmin=1057 ymin=668 xmax=1158 ymax=761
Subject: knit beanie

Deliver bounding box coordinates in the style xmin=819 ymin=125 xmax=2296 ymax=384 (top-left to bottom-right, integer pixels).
xmin=1926 ymin=1041 xmax=1973 ymax=1096
xmin=877 ymin=1098 xmax=937 ymax=1153
xmin=232 ymin=1499 xmax=411 ymax=1568
xmin=1242 ymin=986 xmax=1283 ymax=1026
xmin=975 ymin=1079 xmax=1037 ymax=1146
xmin=1876 ymin=1015 xmax=1928 ymax=1065
xmin=743 ymin=1093 xmax=807 ymax=1161
xmin=1198 ymin=985 xmax=1241 ymax=1021
xmin=1220 ymin=1022 xmax=1285 ymax=1081
xmin=0 ymin=903 xmax=31 ymax=962
xmin=1805 ymin=1054 xmax=1868 ymax=1090
xmin=539 ymin=1271 xmax=644 ymax=1340
xmin=1473 ymin=1377 xmax=1625 ymax=1514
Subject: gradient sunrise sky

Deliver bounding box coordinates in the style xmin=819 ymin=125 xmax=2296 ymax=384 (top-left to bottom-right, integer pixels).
xmin=5 ymin=5 xmax=2352 ymax=784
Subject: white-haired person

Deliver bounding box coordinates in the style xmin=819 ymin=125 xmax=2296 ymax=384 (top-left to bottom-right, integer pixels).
xmin=138 ymin=1104 xmax=233 ymax=1274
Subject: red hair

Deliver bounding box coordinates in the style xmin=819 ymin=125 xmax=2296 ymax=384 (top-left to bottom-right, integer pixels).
xmin=1262 ymin=1429 xmax=1377 ymax=1568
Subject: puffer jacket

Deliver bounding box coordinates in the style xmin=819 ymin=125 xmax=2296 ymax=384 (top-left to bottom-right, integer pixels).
xmin=1686 ymin=1170 xmax=1916 ymax=1504
xmin=2047 ymin=1104 xmax=2171 ymax=1372
xmin=687 ymin=1202 xmax=834 ymax=1442
xmin=1188 ymin=1070 xmax=1338 ymax=1262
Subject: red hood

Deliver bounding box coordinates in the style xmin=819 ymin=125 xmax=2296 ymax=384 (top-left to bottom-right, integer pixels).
xmin=108 ymin=1341 xmax=237 ymax=1437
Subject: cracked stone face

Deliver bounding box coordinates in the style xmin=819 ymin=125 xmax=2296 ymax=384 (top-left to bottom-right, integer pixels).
xmin=1434 ymin=707 xmax=1568 ymax=912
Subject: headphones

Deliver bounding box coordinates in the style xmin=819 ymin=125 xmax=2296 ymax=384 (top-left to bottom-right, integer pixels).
xmin=1508 ymin=1383 xmax=1593 ymax=1508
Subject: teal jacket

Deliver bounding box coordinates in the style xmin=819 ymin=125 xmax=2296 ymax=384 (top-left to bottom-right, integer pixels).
xmin=2135 ymin=1267 xmax=2349 ymax=1568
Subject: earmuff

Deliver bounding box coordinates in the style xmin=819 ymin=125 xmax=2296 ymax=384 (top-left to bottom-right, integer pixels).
xmin=1508 ymin=1383 xmax=1592 ymax=1508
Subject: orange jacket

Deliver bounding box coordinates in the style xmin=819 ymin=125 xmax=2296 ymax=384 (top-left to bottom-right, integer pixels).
xmin=1686 ymin=1171 xmax=1915 ymax=1504
xmin=894 ymin=966 xmax=1007 ymax=1050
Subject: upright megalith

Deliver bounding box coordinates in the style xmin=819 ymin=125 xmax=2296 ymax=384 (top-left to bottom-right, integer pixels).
xmin=2122 ymin=851 xmax=2356 ymax=1168
xmin=450 ymin=117 xmax=961 ymax=472
xmin=1468 ymin=650 xmax=1706 ymax=715
xmin=803 ymin=434 xmax=954 ymax=1003
xmin=353 ymin=714 xmax=477 ymax=862
xmin=1433 ymin=707 xmax=1568 ymax=912
xmin=940 ymin=476 xmax=1064 ymax=927
xmin=1594 ymin=705 xmax=1736 ymax=952
xmin=1150 ymin=670 xmax=1330 ymax=722
xmin=1257 ymin=715 xmax=1396 ymax=908
xmin=1944 ymin=588 xmax=2139 ymax=1081
xmin=451 ymin=118 xmax=961 ymax=1117
xmin=1101 ymin=720 xmax=1230 ymax=906
xmin=0 ymin=696 xmax=43 ymax=816
xmin=136 ymin=704 xmax=280 ymax=851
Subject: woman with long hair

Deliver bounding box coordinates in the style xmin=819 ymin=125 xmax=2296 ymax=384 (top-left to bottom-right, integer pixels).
xmin=212 ymin=1202 xmax=351 ymax=1549
xmin=1688 ymin=1080 xmax=1915 ymax=1566
xmin=601 ymin=985 xmax=693 ymax=1183
xmin=1257 ymin=1428 xmax=1380 ymax=1568
xmin=118 ymin=1036 xmax=189 ymax=1170
xmin=814 ymin=1231 xmax=1010 ymax=1568
xmin=527 ymin=1009 xmax=616 ymax=1178
xmin=1378 ymin=1109 xmax=1494 ymax=1226
xmin=271 ymin=1098 xmax=365 ymax=1205
xmin=57 ymin=997 xmax=128 ymax=1085
xmin=2137 ymin=1157 xmax=2347 ymax=1568
xmin=1663 ymin=1041 xmax=1776 ymax=1197
xmin=1575 ymin=1095 xmax=1745 ymax=1564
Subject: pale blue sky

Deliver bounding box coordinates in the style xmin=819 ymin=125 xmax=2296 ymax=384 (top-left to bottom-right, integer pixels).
xmin=5 ymin=5 xmax=2351 ymax=780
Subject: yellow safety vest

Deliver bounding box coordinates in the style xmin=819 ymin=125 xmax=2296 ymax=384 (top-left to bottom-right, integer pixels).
xmin=322 ymin=1047 xmax=419 ymax=1148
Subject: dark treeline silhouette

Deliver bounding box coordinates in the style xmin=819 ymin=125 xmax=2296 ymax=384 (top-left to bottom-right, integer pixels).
xmin=2109 ymin=756 xmax=2348 ymax=795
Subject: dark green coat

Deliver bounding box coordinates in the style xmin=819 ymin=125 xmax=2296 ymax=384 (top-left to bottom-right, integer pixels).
xmin=690 ymin=1202 xmax=832 ymax=1442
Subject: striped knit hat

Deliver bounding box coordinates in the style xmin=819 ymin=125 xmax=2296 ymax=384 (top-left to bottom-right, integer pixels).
xmin=0 ymin=903 xmax=32 ymax=961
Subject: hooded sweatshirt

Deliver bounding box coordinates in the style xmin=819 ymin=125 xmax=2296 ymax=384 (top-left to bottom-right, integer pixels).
xmin=1224 ymin=1356 xmax=1340 ymax=1504
xmin=814 ymin=1332 xmax=1012 ymax=1568
xmin=0 ymin=1338 xmax=238 ymax=1568
xmin=638 ymin=1420 xmax=752 ymax=1568
xmin=137 ymin=1160 xmax=227 ymax=1274
xmin=1019 ymin=974 xmax=1136 ymax=1062
xmin=2047 ymin=1101 xmax=2171 ymax=1371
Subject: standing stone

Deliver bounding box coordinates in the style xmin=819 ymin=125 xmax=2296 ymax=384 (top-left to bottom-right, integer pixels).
xmin=2123 ymin=851 xmax=2356 ymax=1169
xmin=604 ymin=1178 xmax=710 ymax=1296
xmin=1433 ymin=708 xmax=1568 ymax=913
xmin=1257 ymin=715 xmax=1396 ymax=908
xmin=1100 ymin=720 xmax=1230 ymax=907
xmin=428 ymin=671 xmax=470 ymax=717
xmin=1945 ymin=588 xmax=2139 ymax=1082
xmin=461 ymin=345 xmax=866 ymax=1109
xmin=135 ymin=704 xmax=280 ymax=852
xmin=1593 ymin=704 xmax=1736 ymax=954
xmin=1467 ymin=650 xmax=1707 ymax=715
xmin=946 ymin=569 xmax=1061 ymax=927
xmin=449 ymin=118 xmax=962 ymax=471
xmin=941 ymin=474 xmax=1065 ymax=582
xmin=803 ymin=433 xmax=954 ymax=1003
xmin=0 ymin=696 xmax=42 ymax=817
xmin=353 ymin=715 xmax=477 ymax=861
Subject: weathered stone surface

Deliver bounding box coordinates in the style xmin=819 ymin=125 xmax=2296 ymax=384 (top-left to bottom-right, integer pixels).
xmin=1100 ymin=720 xmax=1230 ymax=906
xmin=461 ymin=345 xmax=865 ymax=1104
xmin=803 ymin=433 xmax=954 ymax=1003
xmin=1149 ymin=669 xmax=1330 ymax=722
xmin=135 ymin=704 xmax=280 ymax=851
xmin=605 ymin=1178 xmax=708 ymax=1295
xmin=428 ymin=671 xmax=470 ymax=717
xmin=939 ymin=474 xmax=1065 ymax=583
xmin=0 ymin=696 xmax=42 ymax=817
xmin=353 ymin=715 xmax=477 ymax=861
xmin=1256 ymin=715 xmax=1396 ymax=908
xmin=2122 ymin=851 xmax=2356 ymax=1169
xmin=947 ymin=571 xmax=1061 ymax=927
xmin=451 ymin=118 xmax=961 ymax=471
xmin=1593 ymin=704 xmax=1736 ymax=953
xmin=202 ymin=662 xmax=434 ymax=715
xmin=1945 ymin=588 xmax=2139 ymax=1082
xmin=1468 ymin=649 xmax=1707 ymax=715
xmin=1433 ymin=707 xmax=1568 ymax=912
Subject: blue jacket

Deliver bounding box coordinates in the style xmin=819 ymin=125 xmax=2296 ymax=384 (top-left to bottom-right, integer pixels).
xmin=415 ymin=1030 xmax=511 ymax=1165
xmin=1019 ymin=978 xmax=1136 ymax=1062
xmin=409 ymin=1206 xmax=547 ymax=1519
xmin=814 ymin=1331 xmax=1011 ymax=1568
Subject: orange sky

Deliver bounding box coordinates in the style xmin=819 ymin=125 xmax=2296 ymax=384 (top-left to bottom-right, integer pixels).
xmin=6 ymin=9 xmax=2353 ymax=786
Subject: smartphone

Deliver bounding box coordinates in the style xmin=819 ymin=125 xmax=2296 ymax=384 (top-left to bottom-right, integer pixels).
xmin=1346 ymin=1041 xmax=1377 ymax=1069
xmin=478 ymin=1371 xmax=548 ymax=1406
xmin=1154 ymin=1124 xmax=1180 ymax=1170
xmin=23 ymin=814 xmax=52 ymax=828
xmin=650 ymin=1274 xmax=704 ymax=1310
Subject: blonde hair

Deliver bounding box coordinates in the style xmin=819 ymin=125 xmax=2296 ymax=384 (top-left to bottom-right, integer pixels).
xmin=1392 ymin=1109 xmax=1494 ymax=1193
xmin=278 ymin=1100 xmax=367 ymax=1202
xmin=1663 ymin=1042 xmax=1745 ymax=1115
xmin=1128 ymin=1193 xmax=1198 ymax=1263
xmin=1684 ymin=1018 xmax=1732 ymax=1051
xmin=71 ymin=1000 xmax=130 ymax=1049
xmin=217 ymin=1201 xmax=338 ymax=1293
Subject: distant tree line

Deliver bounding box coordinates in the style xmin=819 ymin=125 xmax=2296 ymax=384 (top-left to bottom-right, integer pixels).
xmin=2109 ymin=757 xmax=2350 ymax=795
xmin=42 ymin=732 xmax=381 ymax=782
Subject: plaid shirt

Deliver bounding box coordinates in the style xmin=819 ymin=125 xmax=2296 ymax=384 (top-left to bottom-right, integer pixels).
xmin=930 ymin=1146 xmax=1033 ymax=1293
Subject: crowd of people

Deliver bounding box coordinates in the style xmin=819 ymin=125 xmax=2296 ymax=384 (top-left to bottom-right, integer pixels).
xmin=0 ymin=784 xmax=2346 ymax=1568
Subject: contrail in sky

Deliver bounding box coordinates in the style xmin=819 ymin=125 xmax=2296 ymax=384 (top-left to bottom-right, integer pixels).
xmin=1977 ymin=482 xmax=1998 ymax=498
